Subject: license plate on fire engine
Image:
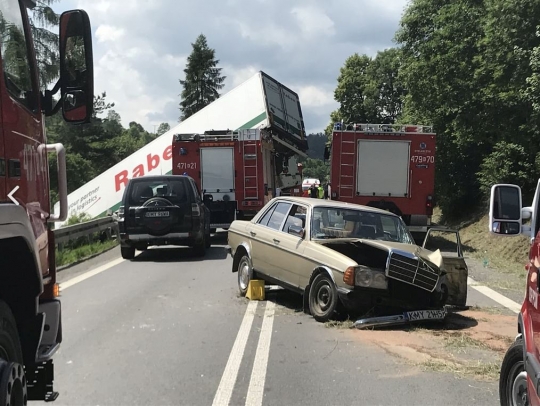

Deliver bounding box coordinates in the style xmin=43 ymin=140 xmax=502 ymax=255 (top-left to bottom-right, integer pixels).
xmin=145 ymin=211 xmax=170 ymax=218
xmin=405 ymin=309 xmax=447 ymax=322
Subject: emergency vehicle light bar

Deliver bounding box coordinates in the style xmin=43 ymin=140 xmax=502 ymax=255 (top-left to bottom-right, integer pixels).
xmin=333 ymin=123 xmax=434 ymax=134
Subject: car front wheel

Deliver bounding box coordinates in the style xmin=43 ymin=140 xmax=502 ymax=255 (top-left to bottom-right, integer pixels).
xmin=309 ymin=273 xmax=338 ymax=322
xmin=500 ymin=338 xmax=528 ymax=406
xmin=237 ymin=255 xmax=253 ymax=297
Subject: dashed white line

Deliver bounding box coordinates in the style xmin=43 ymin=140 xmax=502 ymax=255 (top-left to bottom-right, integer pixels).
xmin=59 ymin=257 xmax=125 ymax=290
xmin=212 ymin=300 xmax=258 ymax=406
xmin=245 ymin=301 xmax=276 ymax=406
xmin=467 ymin=276 xmax=521 ymax=314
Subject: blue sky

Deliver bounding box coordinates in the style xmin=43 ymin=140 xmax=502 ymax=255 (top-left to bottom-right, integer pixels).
xmin=52 ymin=0 xmax=408 ymax=134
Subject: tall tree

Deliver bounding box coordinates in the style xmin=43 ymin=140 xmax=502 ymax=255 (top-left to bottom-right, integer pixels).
xmin=29 ymin=0 xmax=61 ymax=89
xmin=179 ymin=34 xmax=226 ymax=121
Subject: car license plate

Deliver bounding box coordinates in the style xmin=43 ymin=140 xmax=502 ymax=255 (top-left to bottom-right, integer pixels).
xmin=145 ymin=211 xmax=169 ymax=218
xmin=405 ymin=309 xmax=447 ymax=322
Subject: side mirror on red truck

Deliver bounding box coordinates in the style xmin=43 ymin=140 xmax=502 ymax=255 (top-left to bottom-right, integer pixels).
xmin=44 ymin=9 xmax=94 ymax=124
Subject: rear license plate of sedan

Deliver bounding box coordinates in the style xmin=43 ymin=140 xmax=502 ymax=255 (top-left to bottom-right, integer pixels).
xmin=405 ymin=309 xmax=447 ymax=322
xmin=145 ymin=211 xmax=170 ymax=218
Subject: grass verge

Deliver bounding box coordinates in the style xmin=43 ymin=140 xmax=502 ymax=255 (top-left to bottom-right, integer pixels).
xmin=56 ymin=239 xmax=118 ymax=267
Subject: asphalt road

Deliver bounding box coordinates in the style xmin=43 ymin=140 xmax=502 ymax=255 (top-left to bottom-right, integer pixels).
xmin=36 ymin=234 xmax=505 ymax=406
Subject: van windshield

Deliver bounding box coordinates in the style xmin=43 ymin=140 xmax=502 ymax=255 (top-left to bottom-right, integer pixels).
xmin=128 ymin=179 xmax=191 ymax=206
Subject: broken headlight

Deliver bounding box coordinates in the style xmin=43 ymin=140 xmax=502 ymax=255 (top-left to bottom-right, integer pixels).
xmin=355 ymin=266 xmax=388 ymax=290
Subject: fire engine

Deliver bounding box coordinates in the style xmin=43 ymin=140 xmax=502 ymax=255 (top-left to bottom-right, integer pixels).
xmin=0 ymin=2 xmax=94 ymax=404
xmin=172 ymin=129 xmax=304 ymax=230
xmin=325 ymin=123 xmax=436 ymax=240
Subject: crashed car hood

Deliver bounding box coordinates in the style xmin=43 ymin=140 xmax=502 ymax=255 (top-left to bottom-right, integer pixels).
xmin=318 ymin=238 xmax=443 ymax=269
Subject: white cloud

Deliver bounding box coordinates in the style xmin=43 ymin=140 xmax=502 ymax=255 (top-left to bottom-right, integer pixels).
xmin=56 ymin=0 xmax=408 ymax=134
xmin=95 ymin=25 xmax=124 ymax=43
xmin=291 ymin=6 xmax=335 ymax=38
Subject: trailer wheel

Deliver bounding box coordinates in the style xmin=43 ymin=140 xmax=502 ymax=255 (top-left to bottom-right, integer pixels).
xmin=500 ymin=338 xmax=528 ymax=406
xmin=0 ymin=301 xmax=26 ymax=406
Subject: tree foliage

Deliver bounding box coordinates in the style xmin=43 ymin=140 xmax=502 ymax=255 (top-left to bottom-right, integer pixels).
xmin=47 ymin=92 xmax=158 ymax=204
xmin=179 ymin=34 xmax=226 ymax=121
xmin=29 ymin=0 xmax=61 ymax=89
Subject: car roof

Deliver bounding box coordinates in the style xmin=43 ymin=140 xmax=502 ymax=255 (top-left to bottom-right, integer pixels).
xmin=272 ymin=196 xmax=397 ymax=216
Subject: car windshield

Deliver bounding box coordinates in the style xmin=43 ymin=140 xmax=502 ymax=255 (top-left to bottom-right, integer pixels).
xmin=128 ymin=179 xmax=190 ymax=205
xmin=311 ymin=206 xmax=415 ymax=244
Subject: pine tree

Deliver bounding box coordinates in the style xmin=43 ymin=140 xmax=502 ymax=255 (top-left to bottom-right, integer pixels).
xmin=179 ymin=34 xmax=226 ymax=121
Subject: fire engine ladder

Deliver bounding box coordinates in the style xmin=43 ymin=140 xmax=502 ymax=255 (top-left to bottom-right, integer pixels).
xmin=338 ymin=130 xmax=356 ymax=199
xmin=242 ymin=133 xmax=259 ymax=200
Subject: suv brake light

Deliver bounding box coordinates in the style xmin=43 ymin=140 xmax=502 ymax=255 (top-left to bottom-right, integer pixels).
xmin=192 ymin=203 xmax=200 ymax=217
xmin=426 ymin=195 xmax=433 ymax=215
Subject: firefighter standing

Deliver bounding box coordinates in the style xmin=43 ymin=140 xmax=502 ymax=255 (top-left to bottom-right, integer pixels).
xmin=317 ymin=184 xmax=324 ymax=199
xmin=309 ymin=183 xmax=318 ymax=198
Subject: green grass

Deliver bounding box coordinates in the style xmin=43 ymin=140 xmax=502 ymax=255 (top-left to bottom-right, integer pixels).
xmin=56 ymin=239 xmax=118 ymax=267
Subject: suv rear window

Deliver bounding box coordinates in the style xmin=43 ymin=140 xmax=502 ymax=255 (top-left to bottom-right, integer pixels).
xmin=127 ymin=178 xmax=192 ymax=206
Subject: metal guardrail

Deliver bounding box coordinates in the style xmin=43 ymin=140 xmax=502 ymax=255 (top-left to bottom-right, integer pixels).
xmin=52 ymin=217 xmax=119 ymax=246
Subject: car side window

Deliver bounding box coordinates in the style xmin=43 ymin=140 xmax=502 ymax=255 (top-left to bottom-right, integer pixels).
xmin=0 ymin=1 xmax=37 ymax=111
xmin=266 ymin=202 xmax=292 ymax=231
xmin=190 ymin=180 xmax=201 ymax=202
xmin=282 ymin=204 xmax=307 ymax=233
xmin=258 ymin=203 xmax=277 ymax=226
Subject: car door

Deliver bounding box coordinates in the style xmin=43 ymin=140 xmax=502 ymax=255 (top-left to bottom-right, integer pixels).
xmin=252 ymin=201 xmax=292 ymax=282
xmin=422 ymin=227 xmax=468 ymax=307
xmin=245 ymin=201 xmax=279 ymax=275
xmin=275 ymin=203 xmax=309 ymax=288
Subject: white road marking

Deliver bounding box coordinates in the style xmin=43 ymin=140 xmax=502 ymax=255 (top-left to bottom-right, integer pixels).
xmin=212 ymin=300 xmax=258 ymax=406
xmin=245 ymin=301 xmax=276 ymax=406
xmin=467 ymin=276 xmax=521 ymax=314
xmin=59 ymin=258 xmax=125 ymax=290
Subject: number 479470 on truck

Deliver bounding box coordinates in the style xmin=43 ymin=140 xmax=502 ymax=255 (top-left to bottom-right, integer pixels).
xmin=0 ymin=1 xmax=94 ymax=405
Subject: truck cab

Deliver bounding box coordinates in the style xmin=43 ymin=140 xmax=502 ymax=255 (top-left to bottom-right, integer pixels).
xmin=0 ymin=1 xmax=93 ymax=403
xmin=489 ymin=181 xmax=540 ymax=406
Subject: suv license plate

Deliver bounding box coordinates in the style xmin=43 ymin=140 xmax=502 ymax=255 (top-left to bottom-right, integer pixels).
xmin=406 ymin=309 xmax=446 ymax=322
xmin=145 ymin=211 xmax=170 ymax=218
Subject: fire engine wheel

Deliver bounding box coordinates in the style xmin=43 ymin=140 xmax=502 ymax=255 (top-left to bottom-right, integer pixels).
xmin=308 ymin=274 xmax=338 ymax=322
xmin=0 ymin=301 xmax=26 ymax=406
xmin=500 ymin=338 xmax=528 ymax=406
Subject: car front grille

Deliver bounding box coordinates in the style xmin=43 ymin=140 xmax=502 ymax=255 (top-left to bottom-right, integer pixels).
xmin=387 ymin=252 xmax=439 ymax=292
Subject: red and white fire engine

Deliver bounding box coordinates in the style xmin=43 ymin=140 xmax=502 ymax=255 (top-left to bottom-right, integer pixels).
xmin=172 ymin=129 xmax=304 ymax=231
xmin=325 ymin=123 xmax=436 ymax=240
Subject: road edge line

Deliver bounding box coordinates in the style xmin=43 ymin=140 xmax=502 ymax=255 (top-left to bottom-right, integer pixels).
xmin=59 ymin=257 xmax=125 ymax=290
xmin=212 ymin=300 xmax=258 ymax=406
xmin=467 ymin=276 xmax=521 ymax=314
xmin=245 ymin=301 xmax=276 ymax=406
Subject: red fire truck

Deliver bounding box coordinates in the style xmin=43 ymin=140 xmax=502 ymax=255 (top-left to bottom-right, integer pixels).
xmin=325 ymin=123 xmax=436 ymax=241
xmin=172 ymin=129 xmax=304 ymax=231
xmin=0 ymin=2 xmax=94 ymax=404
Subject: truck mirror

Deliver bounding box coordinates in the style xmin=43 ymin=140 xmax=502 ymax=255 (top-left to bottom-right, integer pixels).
xmin=59 ymin=9 xmax=94 ymax=124
xmin=489 ymin=184 xmax=522 ymax=236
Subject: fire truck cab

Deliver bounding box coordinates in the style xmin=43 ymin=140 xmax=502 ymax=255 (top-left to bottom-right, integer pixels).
xmin=172 ymin=129 xmax=304 ymax=231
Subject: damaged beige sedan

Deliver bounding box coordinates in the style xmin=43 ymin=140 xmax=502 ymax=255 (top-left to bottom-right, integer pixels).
xmin=226 ymin=197 xmax=467 ymax=323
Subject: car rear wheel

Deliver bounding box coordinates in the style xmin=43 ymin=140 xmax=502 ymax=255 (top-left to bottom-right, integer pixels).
xmin=309 ymin=274 xmax=338 ymax=322
xmin=121 ymin=246 xmax=135 ymax=260
xmin=237 ymin=255 xmax=253 ymax=297
xmin=0 ymin=301 xmax=27 ymax=406
xmin=500 ymin=338 xmax=528 ymax=406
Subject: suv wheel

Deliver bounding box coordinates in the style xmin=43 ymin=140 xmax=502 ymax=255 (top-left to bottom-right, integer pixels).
xmin=121 ymin=246 xmax=135 ymax=260
xmin=193 ymin=237 xmax=206 ymax=257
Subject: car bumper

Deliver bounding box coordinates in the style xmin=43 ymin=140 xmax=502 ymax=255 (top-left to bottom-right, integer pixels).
xmin=337 ymin=286 xmax=439 ymax=313
xmin=120 ymin=232 xmax=200 ymax=247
